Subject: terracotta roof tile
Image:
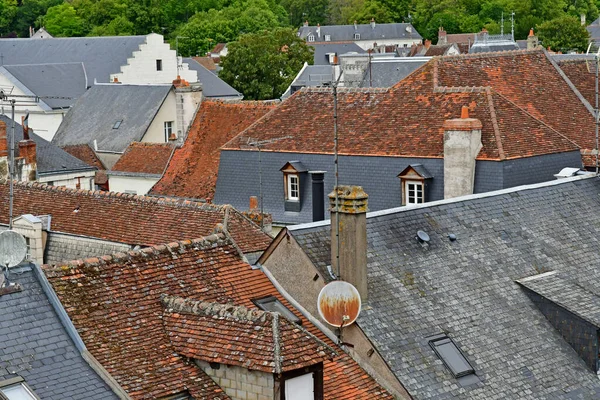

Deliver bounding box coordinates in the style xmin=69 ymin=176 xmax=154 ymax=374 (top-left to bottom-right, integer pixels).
xmin=44 ymin=233 xmax=394 ymax=399
xmin=445 ymin=33 xmax=476 ymax=44
xmin=556 ymin=59 xmax=597 ymax=108
xmin=151 ymin=101 xmax=275 ymax=201
xmin=223 ymin=53 xmax=580 ymax=161
xmin=192 ymin=56 xmax=217 ymax=71
xmin=62 ymin=144 xmax=106 ymax=169
xmin=0 ymin=181 xmax=271 ymax=253
xmin=111 ymin=142 xmax=174 ymax=175
xmin=162 ymin=295 xmax=337 ymax=373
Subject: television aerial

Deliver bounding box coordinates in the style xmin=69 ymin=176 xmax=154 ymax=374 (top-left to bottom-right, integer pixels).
xmin=317 ymin=280 xmax=362 ymax=329
xmin=0 ymin=230 xmax=27 ymax=288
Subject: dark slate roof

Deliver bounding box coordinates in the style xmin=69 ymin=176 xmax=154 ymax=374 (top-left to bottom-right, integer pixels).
xmin=299 ymin=23 xmax=422 ymax=44
xmin=469 ymin=42 xmax=520 ymax=53
xmin=360 ymin=58 xmax=428 ymax=87
xmin=288 ymin=176 xmax=600 ymax=399
xmin=587 ymin=23 xmax=600 ymax=40
xmin=52 ymin=84 xmax=171 ymax=153
xmin=0 ymin=264 xmax=118 ymax=399
xmin=310 ymin=43 xmax=365 ymax=65
xmin=410 ymin=163 xmax=433 ymax=179
xmin=2 ymin=63 xmax=88 ymax=109
xmin=184 ymin=57 xmax=242 ymax=98
xmin=516 ymin=271 xmax=600 ymax=327
xmin=0 ymin=36 xmax=146 ymax=84
xmin=0 ymin=115 xmax=95 ymax=176
xmin=291 ymin=65 xmax=335 ymax=88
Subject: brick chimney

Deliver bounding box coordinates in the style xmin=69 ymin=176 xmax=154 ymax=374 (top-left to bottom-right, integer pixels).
xmin=0 ymin=121 xmax=7 ymax=158
xmin=443 ymin=106 xmax=482 ymax=199
xmin=329 ymin=186 xmax=368 ymax=301
xmin=438 ymin=26 xmax=447 ymax=45
xmin=242 ymin=196 xmax=272 ymax=234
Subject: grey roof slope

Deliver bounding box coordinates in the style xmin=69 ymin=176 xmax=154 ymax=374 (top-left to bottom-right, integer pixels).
xmin=184 ymin=57 xmax=242 ymax=98
xmin=52 ymin=84 xmax=171 ymax=153
xmin=293 ymin=65 xmax=334 ymax=88
xmin=299 ymin=23 xmax=422 ymax=43
xmin=2 ymin=63 xmax=88 ymax=109
xmin=0 ymin=264 xmax=118 ymax=399
xmin=360 ymin=59 xmax=428 ymax=87
xmin=0 ymin=115 xmax=95 ymax=175
xmin=0 ymin=36 xmax=146 ymax=84
xmin=310 ymin=43 xmax=365 ymax=65
xmin=288 ymin=176 xmax=600 ymax=399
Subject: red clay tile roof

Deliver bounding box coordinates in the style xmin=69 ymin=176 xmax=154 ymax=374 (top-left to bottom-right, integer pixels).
xmin=211 ymin=43 xmax=227 ymax=53
xmin=44 ymin=233 xmax=394 ymax=400
xmin=111 ymin=142 xmax=174 ymax=175
xmin=192 ymin=56 xmax=217 ymax=71
xmin=150 ymin=101 xmax=275 ymax=201
xmin=0 ymin=181 xmax=271 ymax=253
xmin=162 ymin=295 xmax=336 ymax=373
xmin=424 ymin=44 xmax=453 ymax=56
xmin=62 ymin=144 xmax=106 ymax=170
xmin=445 ymin=33 xmax=476 ymax=44
xmin=223 ymin=52 xmax=580 ymax=161
xmin=556 ymin=59 xmax=596 ymax=108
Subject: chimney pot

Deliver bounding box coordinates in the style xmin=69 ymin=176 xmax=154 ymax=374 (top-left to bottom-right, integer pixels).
xmin=249 ymin=196 xmax=259 ymax=211
xmin=528 ymin=28 xmax=534 ymax=37
xmin=460 ymin=106 xmax=469 ymax=119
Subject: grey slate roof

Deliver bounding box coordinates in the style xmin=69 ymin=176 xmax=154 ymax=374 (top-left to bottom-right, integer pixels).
xmin=360 ymin=58 xmax=428 ymax=87
xmin=469 ymin=42 xmax=520 ymax=53
xmin=310 ymin=43 xmax=365 ymax=65
xmin=52 ymin=84 xmax=171 ymax=153
xmin=288 ymin=176 xmax=600 ymax=399
xmin=299 ymin=23 xmax=422 ymax=44
xmin=184 ymin=57 xmax=242 ymax=99
xmin=289 ymin=65 xmax=335 ymax=92
xmin=0 ymin=115 xmax=95 ymax=176
xmin=2 ymin=63 xmax=88 ymax=109
xmin=0 ymin=36 xmax=146 ymax=85
xmin=0 ymin=264 xmax=118 ymax=399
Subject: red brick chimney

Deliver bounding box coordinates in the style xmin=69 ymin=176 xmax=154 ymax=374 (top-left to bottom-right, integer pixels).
xmin=242 ymin=196 xmax=272 ymax=233
xmin=0 ymin=121 xmax=8 ymax=158
xmin=172 ymin=75 xmax=190 ymax=88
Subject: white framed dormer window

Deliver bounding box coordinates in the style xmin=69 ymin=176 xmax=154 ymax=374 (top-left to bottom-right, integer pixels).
xmin=405 ymin=180 xmax=423 ymax=205
xmin=307 ymin=34 xmax=315 ymax=42
xmin=398 ymin=164 xmax=433 ymax=206
xmin=280 ymin=161 xmax=307 ymax=212
xmin=324 ymin=34 xmax=331 ymax=41
xmin=164 ymin=121 xmax=174 ymax=141
xmin=354 ymin=33 xmax=360 ymax=40
xmin=287 ymin=174 xmax=299 ymax=201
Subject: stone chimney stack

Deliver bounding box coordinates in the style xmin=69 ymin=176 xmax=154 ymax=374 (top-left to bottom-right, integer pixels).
xmin=329 ymin=186 xmax=368 ymax=301
xmin=438 ymin=27 xmax=447 ymax=45
xmin=370 ymin=18 xmax=376 ymax=29
xmin=424 ymin=39 xmax=432 ymax=49
xmin=173 ymin=77 xmax=202 ymax=143
xmin=304 ymin=20 xmax=308 ymax=27
xmin=527 ymin=28 xmax=539 ymax=50
xmin=443 ymin=106 xmax=482 ymax=199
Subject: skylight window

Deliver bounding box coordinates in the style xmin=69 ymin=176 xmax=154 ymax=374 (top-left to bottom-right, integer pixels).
xmin=253 ymin=296 xmax=301 ymax=324
xmin=113 ymin=120 xmax=122 ymax=129
xmin=429 ymin=335 xmax=474 ymax=378
xmin=0 ymin=378 xmax=38 ymax=400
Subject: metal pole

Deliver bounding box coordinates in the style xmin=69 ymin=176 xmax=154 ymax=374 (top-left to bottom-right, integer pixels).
xmin=9 ymin=100 xmax=14 ymax=230
xmin=596 ymin=55 xmax=599 ymax=175
xmin=259 ymin=145 xmax=264 ymax=232
xmin=333 ymin=83 xmax=340 ymax=279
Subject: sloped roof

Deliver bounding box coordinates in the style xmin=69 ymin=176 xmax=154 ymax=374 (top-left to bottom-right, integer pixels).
xmin=1 ymin=63 xmax=88 ymax=109
xmin=0 ymin=181 xmax=272 ymax=254
xmin=444 ymin=33 xmax=476 ymax=44
xmin=554 ymin=57 xmax=597 ymax=109
xmin=111 ymin=142 xmax=174 ymax=175
xmin=290 ymin=64 xmax=335 ymax=88
xmin=162 ymin=295 xmax=336 ymax=373
xmin=192 ymin=56 xmax=217 ymax=71
xmin=360 ymin=58 xmax=429 ymax=87
xmin=299 ymin=23 xmax=422 ymax=43
xmin=0 ymin=115 xmax=95 ymax=176
xmin=223 ymin=54 xmax=580 ymax=161
xmin=184 ymin=58 xmax=242 ymax=98
xmin=310 ymin=42 xmax=365 ymax=65
xmin=287 ymin=175 xmax=600 ymax=399
xmin=0 ymin=265 xmax=119 ymax=399
xmin=62 ymin=144 xmax=106 ymax=170
xmin=44 ymin=232 xmax=394 ymax=399
xmin=150 ymin=101 xmax=275 ymax=201
xmin=0 ymin=35 xmax=146 ymax=84
xmin=52 ymin=84 xmax=172 ymax=153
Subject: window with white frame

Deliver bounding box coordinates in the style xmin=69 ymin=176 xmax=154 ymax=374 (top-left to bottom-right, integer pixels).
xmin=405 ymin=180 xmax=423 ymax=205
xmin=324 ymin=34 xmax=331 ymax=41
xmin=164 ymin=121 xmax=174 ymax=141
xmin=287 ymin=174 xmax=299 ymax=201
xmin=354 ymin=33 xmax=360 ymax=40
xmin=0 ymin=378 xmax=39 ymax=400
xmin=307 ymin=34 xmax=315 ymax=42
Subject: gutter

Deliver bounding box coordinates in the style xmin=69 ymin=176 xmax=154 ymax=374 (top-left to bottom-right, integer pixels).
xmin=32 ymin=263 xmax=132 ymax=399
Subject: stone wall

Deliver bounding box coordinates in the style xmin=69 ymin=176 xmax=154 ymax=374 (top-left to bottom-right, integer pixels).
xmin=195 ymin=360 xmax=274 ymax=400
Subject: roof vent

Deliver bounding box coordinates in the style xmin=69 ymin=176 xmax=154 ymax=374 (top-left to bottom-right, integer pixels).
xmin=448 ymin=233 xmax=457 ymax=241
xmin=416 ymin=230 xmax=430 ymax=243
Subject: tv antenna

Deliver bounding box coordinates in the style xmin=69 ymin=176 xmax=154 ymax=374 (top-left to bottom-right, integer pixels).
xmin=246 ymin=136 xmax=291 ymax=231
xmin=510 ymin=11 xmax=515 ymax=41
xmin=317 ymin=280 xmax=362 ymax=343
xmin=0 ymin=230 xmax=27 ymax=289
xmin=501 ymin=12 xmax=504 ymax=36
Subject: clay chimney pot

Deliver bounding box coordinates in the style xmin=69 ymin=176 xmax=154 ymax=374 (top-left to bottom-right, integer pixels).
xmin=461 ymin=106 xmax=469 ymax=119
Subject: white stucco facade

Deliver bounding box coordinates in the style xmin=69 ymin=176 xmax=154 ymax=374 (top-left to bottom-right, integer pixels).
xmin=107 ymin=174 xmax=159 ymax=195
xmin=354 ymin=38 xmax=421 ymax=50
xmin=141 ymin=89 xmax=179 ymax=143
xmin=111 ymin=33 xmax=197 ymax=85
xmin=38 ymin=171 xmax=96 ymax=190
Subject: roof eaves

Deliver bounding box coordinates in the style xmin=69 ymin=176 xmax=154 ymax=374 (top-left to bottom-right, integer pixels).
xmin=0 ymin=66 xmax=52 ymax=111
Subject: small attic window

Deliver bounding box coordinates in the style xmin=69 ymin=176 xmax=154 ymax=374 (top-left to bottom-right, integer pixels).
xmin=325 ymin=34 xmax=331 ymax=41
xmin=253 ymin=296 xmax=301 ymax=324
xmin=429 ymin=335 xmax=475 ymax=378
xmin=113 ymin=120 xmax=122 ymax=129
xmin=308 ymin=34 xmax=315 ymax=42
xmin=354 ymin=33 xmax=361 ymax=40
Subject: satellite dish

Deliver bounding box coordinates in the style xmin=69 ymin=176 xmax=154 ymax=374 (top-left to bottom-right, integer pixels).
xmin=317 ymin=281 xmax=362 ymax=328
xmin=0 ymin=230 xmax=27 ymax=267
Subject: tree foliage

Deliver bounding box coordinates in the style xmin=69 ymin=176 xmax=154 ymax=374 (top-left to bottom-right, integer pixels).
xmin=219 ymin=28 xmax=313 ymax=100
xmin=537 ymin=15 xmax=590 ymax=52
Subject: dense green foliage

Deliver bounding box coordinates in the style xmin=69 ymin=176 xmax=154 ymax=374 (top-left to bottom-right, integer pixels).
xmin=219 ymin=28 xmax=314 ymax=99
xmin=537 ymin=15 xmax=590 ymax=52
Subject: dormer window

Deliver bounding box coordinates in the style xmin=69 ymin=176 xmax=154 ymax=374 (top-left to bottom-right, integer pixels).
xmin=324 ymin=34 xmax=331 ymax=41
xmin=354 ymin=33 xmax=360 ymax=40
xmin=308 ymin=34 xmax=315 ymax=42
xmin=280 ymin=161 xmax=307 ymax=212
xmin=398 ymin=164 xmax=433 ymax=206
xmin=287 ymin=174 xmax=299 ymax=200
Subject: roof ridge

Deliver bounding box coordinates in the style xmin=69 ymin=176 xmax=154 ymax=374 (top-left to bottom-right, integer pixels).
xmin=202 ymin=99 xmax=279 ymax=107
xmin=161 ymin=294 xmax=270 ymax=322
xmin=439 ymin=48 xmax=545 ymax=60
xmin=42 ymin=232 xmax=231 ymax=272
xmin=300 ymin=87 xmax=389 ymax=93
xmin=485 ymin=88 xmax=506 ymax=160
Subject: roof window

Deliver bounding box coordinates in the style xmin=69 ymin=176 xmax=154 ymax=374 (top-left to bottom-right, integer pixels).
xmin=354 ymin=33 xmax=360 ymax=40
xmin=307 ymin=34 xmax=315 ymax=42
xmin=253 ymin=296 xmax=301 ymax=324
xmin=113 ymin=120 xmax=122 ymax=129
xmin=429 ymin=335 xmax=474 ymax=378
xmin=0 ymin=377 xmax=38 ymax=400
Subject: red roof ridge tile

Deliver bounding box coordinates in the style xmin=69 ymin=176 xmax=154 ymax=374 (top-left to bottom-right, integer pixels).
xmin=299 ymin=86 xmax=389 ymax=94
xmin=439 ymin=48 xmax=546 ymax=60
xmin=161 ymin=294 xmax=269 ymax=321
xmin=485 ymin=88 xmax=506 ymax=160
xmin=203 ymin=99 xmax=280 ymax=107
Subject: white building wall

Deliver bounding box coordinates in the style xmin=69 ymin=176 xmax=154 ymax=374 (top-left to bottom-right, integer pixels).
xmin=38 ymin=171 xmax=96 ymax=190
xmin=142 ymin=90 xmax=178 ymax=143
xmin=111 ymin=33 xmax=197 ymax=84
xmin=355 ymin=38 xmax=420 ymax=50
xmin=108 ymin=175 xmax=159 ymax=195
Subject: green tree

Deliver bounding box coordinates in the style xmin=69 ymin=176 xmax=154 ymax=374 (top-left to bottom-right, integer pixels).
xmin=280 ymin=0 xmax=329 ymax=27
xmin=0 ymin=0 xmax=18 ymax=36
xmin=219 ymin=28 xmax=313 ymax=100
xmin=536 ymin=15 xmax=589 ymax=52
xmin=43 ymin=3 xmax=87 ymax=36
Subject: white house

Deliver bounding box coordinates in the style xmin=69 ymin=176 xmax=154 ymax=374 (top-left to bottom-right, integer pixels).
xmin=0 ymin=33 xmax=198 ymax=141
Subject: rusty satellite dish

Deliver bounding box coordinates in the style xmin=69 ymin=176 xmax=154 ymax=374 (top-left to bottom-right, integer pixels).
xmin=0 ymin=230 xmax=27 ymax=268
xmin=317 ymin=280 xmax=362 ymax=328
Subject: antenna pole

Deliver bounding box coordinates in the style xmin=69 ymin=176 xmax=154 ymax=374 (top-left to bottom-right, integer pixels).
xmin=501 ymin=12 xmax=504 ymax=36
xmin=596 ymin=55 xmax=599 ymax=175
xmin=9 ymin=100 xmax=14 ymax=230
xmin=511 ymin=11 xmax=515 ymax=41
xmin=332 ymin=74 xmax=341 ymax=280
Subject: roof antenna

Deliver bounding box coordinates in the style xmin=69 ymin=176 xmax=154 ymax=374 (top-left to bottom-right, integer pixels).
xmin=510 ymin=11 xmax=515 ymax=41
xmin=501 ymin=12 xmax=504 ymax=36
